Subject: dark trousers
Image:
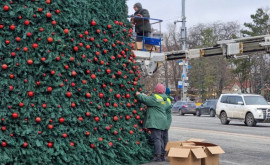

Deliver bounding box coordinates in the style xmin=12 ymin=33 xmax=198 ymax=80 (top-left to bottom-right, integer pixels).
xmin=136 ymin=32 xmax=150 ymax=42
xmin=150 ymin=128 xmax=164 ymax=155
xmin=162 ymin=129 xmax=169 ymax=155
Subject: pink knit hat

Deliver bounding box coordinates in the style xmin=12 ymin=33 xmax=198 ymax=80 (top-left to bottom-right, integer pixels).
xmin=154 ymin=83 xmax=166 ymax=94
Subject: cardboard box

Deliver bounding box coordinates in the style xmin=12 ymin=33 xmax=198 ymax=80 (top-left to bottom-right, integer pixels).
xmin=165 ymin=139 xmax=205 ymax=151
xmin=168 ymin=146 xmax=207 ymax=165
xmin=134 ymin=42 xmax=156 ymax=51
xmin=165 ymin=139 xmax=225 ymax=165
xmin=192 ymin=142 xmax=225 ymax=165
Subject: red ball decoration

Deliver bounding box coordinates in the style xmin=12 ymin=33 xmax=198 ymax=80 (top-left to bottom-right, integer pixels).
xmin=59 ymin=117 xmax=65 ymax=123
xmin=46 ymin=12 xmax=52 ymax=18
xmin=24 ymin=20 xmax=30 ymax=26
xmin=47 ymin=87 xmax=52 ymax=92
xmin=91 ymin=74 xmax=96 ymax=79
xmin=48 ymin=124 xmax=53 ymax=129
xmin=3 ymin=5 xmax=9 ymax=11
xmin=19 ymin=102 xmax=23 ymax=107
xmin=22 ymin=142 xmax=28 ymax=148
xmin=35 ymin=117 xmax=41 ymax=123
xmin=27 ymin=59 xmax=33 ymax=65
xmin=1 ymin=141 xmax=7 ymax=147
xmin=113 ymin=116 xmax=118 ymax=121
xmin=91 ymin=20 xmax=96 ymax=26
xmin=99 ymin=93 xmax=104 ymax=98
xmin=66 ymin=91 xmax=72 ymax=97
xmin=12 ymin=112 xmax=18 ymax=118
xmin=94 ymin=116 xmax=99 ymax=122
xmin=47 ymin=142 xmax=53 ymax=148
xmin=10 ymin=24 xmax=15 ymax=30
xmin=28 ymin=91 xmax=34 ymax=97
xmin=85 ymin=93 xmax=91 ymax=98
xmin=2 ymin=64 xmax=8 ymax=70
xmin=78 ymin=117 xmax=83 ymax=121
xmin=85 ymin=131 xmax=90 ymax=136
xmin=62 ymin=133 xmax=67 ymax=138
xmin=85 ymin=112 xmax=91 ymax=116
xmin=73 ymin=46 xmax=78 ymax=52
xmin=32 ymin=43 xmax=38 ymax=49
xmin=64 ymin=29 xmax=69 ymax=34
xmin=47 ymin=37 xmax=53 ymax=43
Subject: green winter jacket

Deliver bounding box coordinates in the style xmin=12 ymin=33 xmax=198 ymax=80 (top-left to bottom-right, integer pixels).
xmin=137 ymin=93 xmax=171 ymax=130
xmin=165 ymin=95 xmax=173 ymax=129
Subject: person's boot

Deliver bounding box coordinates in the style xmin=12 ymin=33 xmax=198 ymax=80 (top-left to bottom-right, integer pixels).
xmin=151 ymin=155 xmax=162 ymax=162
xmin=160 ymin=154 xmax=165 ymax=161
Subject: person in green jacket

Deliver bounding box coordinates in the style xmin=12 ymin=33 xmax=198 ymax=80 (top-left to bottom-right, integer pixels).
xmin=136 ymin=83 xmax=171 ymax=162
xmin=131 ymin=3 xmax=151 ymax=41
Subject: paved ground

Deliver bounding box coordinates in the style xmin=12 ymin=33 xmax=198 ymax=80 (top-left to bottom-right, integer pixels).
xmin=142 ymin=114 xmax=270 ymax=165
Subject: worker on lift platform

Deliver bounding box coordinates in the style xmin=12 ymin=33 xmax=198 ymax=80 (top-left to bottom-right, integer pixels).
xmin=131 ymin=3 xmax=151 ymax=42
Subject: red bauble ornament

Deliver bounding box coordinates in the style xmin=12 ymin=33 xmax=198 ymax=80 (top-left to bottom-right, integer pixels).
xmin=59 ymin=117 xmax=65 ymax=123
xmin=55 ymin=9 xmax=60 ymax=14
xmin=18 ymin=102 xmax=23 ymax=107
xmin=91 ymin=20 xmax=96 ymax=26
xmin=47 ymin=37 xmax=53 ymax=43
xmin=71 ymin=102 xmax=76 ymax=107
xmin=2 ymin=64 xmax=8 ymax=70
xmin=109 ymin=142 xmax=113 ymax=147
xmin=62 ymin=133 xmax=67 ymax=138
xmin=73 ymin=46 xmax=78 ymax=52
xmin=99 ymin=93 xmax=104 ymax=98
xmin=113 ymin=116 xmax=118 ymax=121
xmin=48 ymin=124 xmax=53 ymax=129
xmin=64 ymin=29 xmax=69 ymax=34
xmin=28 ymin=91 xmax=34 ymax=97
xmin=71 ymin=70 xmax=77 ymax=76
xmin=1 ymin=141 xmax=7 ymax=147
xmin=91 ymin=74 xmax=96 ymax=79
xmin=27 ymin=59 xmax=33 ymax=65
xmin=3 ymin=5 xmax=9 ymax=11
xmin=78 ymin=117 xmax=83 ymax=121
xmin=42 ymin=104 xmax=47 ymax=108
xmin=129 ymin=130 xmax=134 ymax=134
xmin=70 ymin=142 xmax=75 ymax=146
xmin=46 ymin=12 xmax=52 ymax=18
xmin=24 ymin=20 xmax=30 ymax=26
xmin=22 ymin=142 xmax=28 ymax=148
xmin=94 ymin=116 xmax=99 ymax=122
xmin=12 ymin=112 xmax=18 ymax=118
xmin=85 ymin=93 xmax=91 ymax=98
xmin=35 ymin=117 xmax=41 ymax=123
xmin=85 ymin=131 xmax=90 ymax=136
xmin=10 ymin=24 xmax=15 ymax=30
xmin=90 ymin=144 xmax=95 ymax=148
xmin=66 ymin=91 xmax=72 ymax=97
xmin=106 ymin=69 xmax=111 ymax=74
xmin=47 ymin=87 xmax=52 ymax=92
xmin=85 ymin=112 xmax=91 ymax=116
xmin=2 ymin=126 xmax=6 ymax=131
xmin=47 ymin=142 xmax=53 ymax=148
xmin=125 ymin=115 xmax=130 ymax=120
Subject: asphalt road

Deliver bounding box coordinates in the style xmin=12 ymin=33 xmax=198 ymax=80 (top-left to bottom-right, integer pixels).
xmin=143 ymin=113 xmax=270 ymax=165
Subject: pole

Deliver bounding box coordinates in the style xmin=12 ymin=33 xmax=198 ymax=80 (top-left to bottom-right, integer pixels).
xmin=181 ymin=0 xmax=187 ymax=101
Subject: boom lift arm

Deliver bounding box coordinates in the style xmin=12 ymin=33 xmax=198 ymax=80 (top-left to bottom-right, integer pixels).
xmin=135 ymin=35 xmax=270 ymax=76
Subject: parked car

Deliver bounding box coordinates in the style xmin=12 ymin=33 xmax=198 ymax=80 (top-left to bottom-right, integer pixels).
xmin=216 ymin=93 xmax=270 ymax=126
xmin=172 ymin=101 xmax=197 ymax=115
xmin=196 ymin=99 xmax=218 ymax=117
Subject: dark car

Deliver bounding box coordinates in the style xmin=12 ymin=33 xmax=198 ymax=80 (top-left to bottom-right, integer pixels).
xmin=196 ymin=99 xmax=218 ymax=117
xmin=172 ymin=101 xmax=197 ymax=115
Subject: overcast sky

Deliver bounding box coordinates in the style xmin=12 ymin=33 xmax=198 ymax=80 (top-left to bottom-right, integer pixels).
xmin=127 ymin=0 xmax=269 ymax=31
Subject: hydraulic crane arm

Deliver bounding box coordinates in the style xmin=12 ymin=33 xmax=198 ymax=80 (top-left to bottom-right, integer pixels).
xmin=135 ymin=35 xmax=270 ymax=76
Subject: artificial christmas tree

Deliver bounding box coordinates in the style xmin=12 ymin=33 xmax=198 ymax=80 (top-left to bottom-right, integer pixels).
xmin=0 ymin=0 xmax=152 ymax=164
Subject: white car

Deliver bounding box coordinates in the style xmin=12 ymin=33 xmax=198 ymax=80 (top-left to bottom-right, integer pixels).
xmin=216 ymin=94 xmax=270 ymax=126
